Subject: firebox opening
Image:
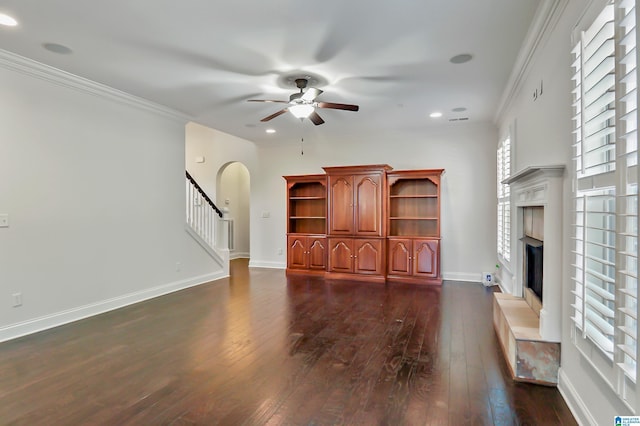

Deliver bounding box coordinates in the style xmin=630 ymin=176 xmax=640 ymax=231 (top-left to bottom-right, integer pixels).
xmin=525 ymin=241 xmax=543 ymax=301
xmin=521 ymin=206 xmax=544 ymax=312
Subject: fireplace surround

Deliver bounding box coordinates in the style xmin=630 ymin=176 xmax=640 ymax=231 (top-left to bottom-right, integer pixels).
xmin=493 ymin=165 xmax=564 ymax=385
xmin=506 ymin=165 xmax=564 ymax=341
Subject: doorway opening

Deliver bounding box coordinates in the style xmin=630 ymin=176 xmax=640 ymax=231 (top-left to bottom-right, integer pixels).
xmin=217 ymin=162 xmax=250 ymax=264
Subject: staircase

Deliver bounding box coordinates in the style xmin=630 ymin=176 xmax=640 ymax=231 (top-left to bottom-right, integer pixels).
xmin=185 ymin=171 xmax=230 ymax=274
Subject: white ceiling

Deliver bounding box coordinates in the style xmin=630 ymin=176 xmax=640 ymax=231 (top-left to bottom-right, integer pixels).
xmin=0 ymin=0 xmax=541 ymax=144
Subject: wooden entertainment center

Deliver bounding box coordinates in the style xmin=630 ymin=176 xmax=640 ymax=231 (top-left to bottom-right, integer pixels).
xmin=284 ymin=165 xmax=444 ymax=284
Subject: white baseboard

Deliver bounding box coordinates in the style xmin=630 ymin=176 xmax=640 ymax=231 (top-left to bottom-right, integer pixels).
xmin=0 ymin=271 xmax=227 ymax=343
xmin=442 ymin=272 xmax=482 ymax=283
xmin=229 ymin=251 xmax=250 ymax=260
xmin=558 ymin=368 xmax=594 ymax=426
xmin=248 ymin=259 xmax=286 ymax=269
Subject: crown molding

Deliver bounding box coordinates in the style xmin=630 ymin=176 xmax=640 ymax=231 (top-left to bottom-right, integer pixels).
xmin=494 ymin=0 xmax=569 ymax=124
xmin=0 ymin=49 xmax=192 ymax=123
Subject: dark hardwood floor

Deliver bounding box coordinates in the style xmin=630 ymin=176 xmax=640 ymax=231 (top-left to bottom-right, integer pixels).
xmin=0 ymin=259 xmax=576 ymax=425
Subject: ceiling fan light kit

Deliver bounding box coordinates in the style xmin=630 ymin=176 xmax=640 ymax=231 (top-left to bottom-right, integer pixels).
xmin=289 ymin=104 xmax=315 ymax=119
xmin=248 ymin=77 xmax=359 ymax=125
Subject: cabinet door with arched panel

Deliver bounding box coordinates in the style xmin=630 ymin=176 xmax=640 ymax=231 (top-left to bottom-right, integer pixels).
xmin=353 ymin=238 xmax=384 ymax=275
xmin=413 ymin=239 xmax=439 ymax=278
xmin=307 ymin=237 xmax=327 ymax=271
xmin=354 ymin=174 xmax=383 ymax=236
xmin=328 ymin=238 xmax=354 ymax=273
xmin=327 ymin=176 xmax=354 ymax=235
xmin=387 ymin=238 xmax=412 ymax=276
xmin=287 ymin=235 xmax=308 ymax=270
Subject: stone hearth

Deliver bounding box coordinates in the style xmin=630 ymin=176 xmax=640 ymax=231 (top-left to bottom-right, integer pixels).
xmin=493 ymin=293 xmax=560 ymax=385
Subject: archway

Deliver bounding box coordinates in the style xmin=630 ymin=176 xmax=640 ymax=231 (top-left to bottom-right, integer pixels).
xmin=216 ymin=162 xmax=250 ymax=262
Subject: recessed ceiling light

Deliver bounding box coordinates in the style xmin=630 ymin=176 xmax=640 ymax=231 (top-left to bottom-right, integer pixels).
xmin=452 ymin=107 xmax=467 ymax=112
xmin=0 ymin=13 xmax=18 ymax=27
xmin=43 ymin=43 xmax=73 ymax=55
xmin=429 ymin=112 xmax=443 ymax=118
xmin=450 ymin=54 xmax=473 ymax=64
xmin=265 ymin=129 xmax=276 ymax=134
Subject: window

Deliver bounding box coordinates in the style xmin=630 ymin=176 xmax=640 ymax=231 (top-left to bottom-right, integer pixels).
xmin=571 ymin=0 xmax=638 ymax=406
xmin=497 ymin=136 xmax=511 ymax=263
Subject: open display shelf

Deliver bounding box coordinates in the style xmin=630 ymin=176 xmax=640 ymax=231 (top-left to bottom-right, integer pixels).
xmin=388 ymin=174 xmax=440 ymax=237
xmin=286 ymin=176 xmax=327 ymax=235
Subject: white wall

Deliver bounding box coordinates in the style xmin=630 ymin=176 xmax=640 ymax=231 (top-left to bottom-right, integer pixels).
xmin=0 ymin=55 xmax=223 ymax=341
xmin=250 ymin=123 xmax=498 ymax=279
xmin=496 ymin=0 xmax=634 ymax=423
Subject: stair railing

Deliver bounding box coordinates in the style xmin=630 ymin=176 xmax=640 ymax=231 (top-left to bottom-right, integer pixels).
xmin=185 ymin=171 xmax=223 ymax=250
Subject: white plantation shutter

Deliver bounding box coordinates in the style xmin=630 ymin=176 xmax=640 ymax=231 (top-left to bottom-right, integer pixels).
xmin=572 ymin=194 xmax=585 ymax=330
xmin=572 ymin=2 xmax=618 ymax=356
xmin=497 ymin=137 xmax=511 ymax=262
xmin=581 ymin=3 xmax=616 ymax=178
xmin=616 ymin=0 xmax=638 ymax=381
xmin=572 ymin=0 xmax=639 ymax=402
xmin=583 ymin=190 xmax=617 ymax=353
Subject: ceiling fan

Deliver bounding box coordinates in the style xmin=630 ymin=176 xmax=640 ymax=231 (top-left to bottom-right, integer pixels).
xmin=248 ymin=78 xmax=359 ymax=125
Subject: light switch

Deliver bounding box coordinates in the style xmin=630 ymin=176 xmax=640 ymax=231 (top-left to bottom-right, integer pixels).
xmin=0 ymin=214 xmax=8 ymax=228
xmin=261 ymin=211 xmax=270 ymax=218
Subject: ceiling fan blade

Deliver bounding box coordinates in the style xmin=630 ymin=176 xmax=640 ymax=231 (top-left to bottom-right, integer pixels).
xmin=308 ymin=111 xmax=325 ymax=125
xmin=260 ymin=108 xmax=288 ymax=122
xmin=301 ymin=87 xmax=323 ymax=102
xmin=317 ymin=102 xmax=359 ymax=111
xmin=248 ymin=99 xmax=289 ymax=103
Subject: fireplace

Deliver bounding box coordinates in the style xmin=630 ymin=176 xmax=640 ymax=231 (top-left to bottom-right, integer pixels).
xmin=492 ymin=165 xmax=564 ymax=385
xmin=504 ymin=168 xmax=563 ymax=342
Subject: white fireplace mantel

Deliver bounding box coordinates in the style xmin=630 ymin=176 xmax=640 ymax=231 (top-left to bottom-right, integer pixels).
xmin=503 ymin=164 xmax=566 ymax=186
xmin=506 ymin=164 xmax=565 ymax=342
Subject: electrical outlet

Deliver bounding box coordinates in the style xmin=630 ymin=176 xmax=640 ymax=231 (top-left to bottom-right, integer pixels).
xmin=277 ymin=248 xmax=283 ymax=255
xmin=12 ymin=293 xmax=22 ymax=307
xmin=176 ymin=262 xmax=181 ymax=272
xmin=0 ymin=214 xmax=8 ymax=228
